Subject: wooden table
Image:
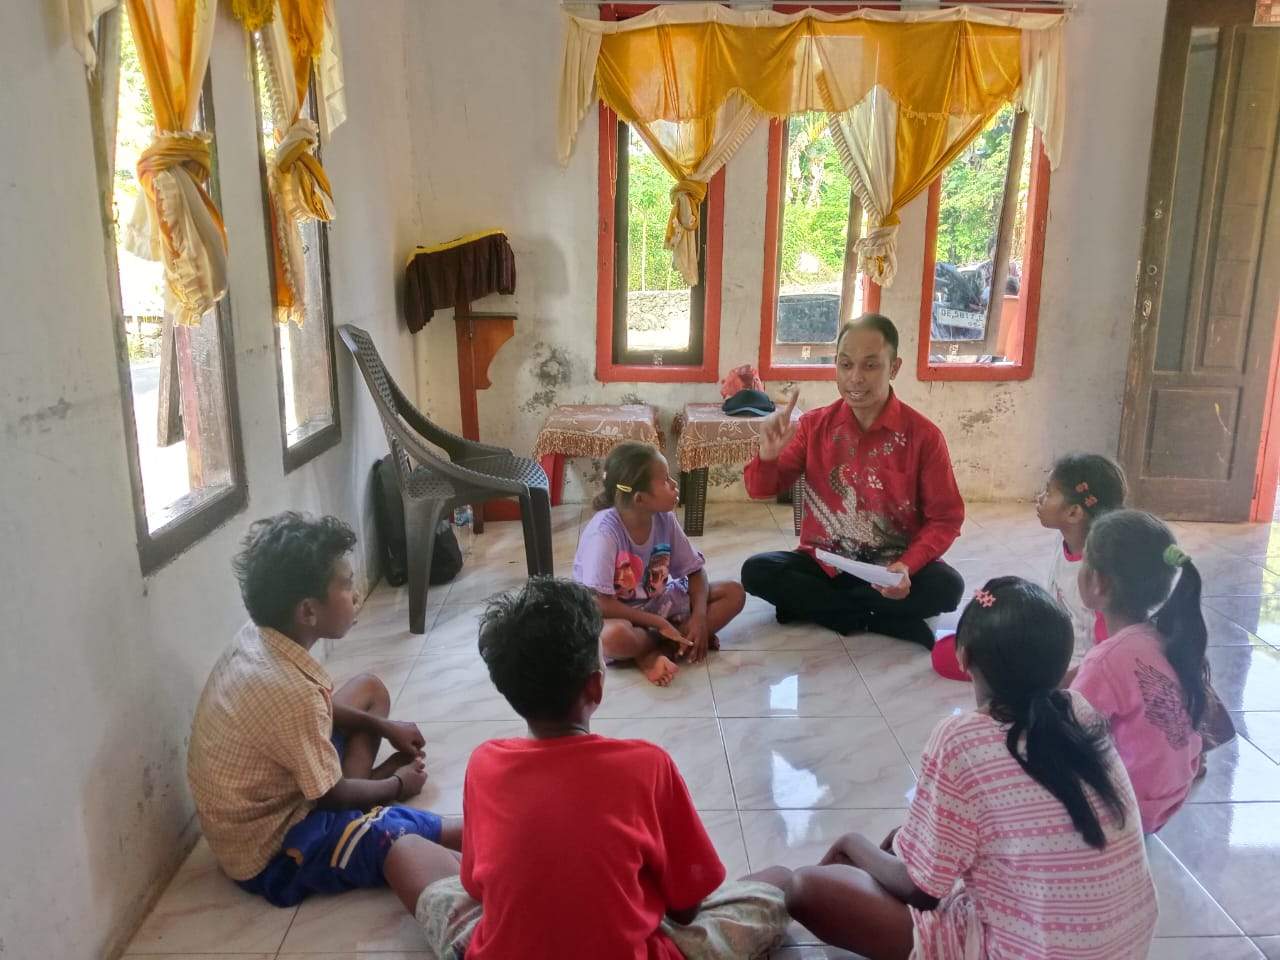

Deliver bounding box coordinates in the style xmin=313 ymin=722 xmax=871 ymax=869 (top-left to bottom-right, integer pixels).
xmin=532 ymin=404 xmax=665 ymax=506
xmin=672 ymin=403 xmax=805 ymax=536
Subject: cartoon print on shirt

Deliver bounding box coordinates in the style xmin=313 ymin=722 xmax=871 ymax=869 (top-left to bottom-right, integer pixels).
xmin=614 ymin=552 xmax=643 ymax=601
xmin=644 ymin=545 xmax=672 ymax=597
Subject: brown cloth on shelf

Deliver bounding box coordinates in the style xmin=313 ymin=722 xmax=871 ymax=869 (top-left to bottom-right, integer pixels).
xmin=404 ymin=230 xmax=516 ymax=333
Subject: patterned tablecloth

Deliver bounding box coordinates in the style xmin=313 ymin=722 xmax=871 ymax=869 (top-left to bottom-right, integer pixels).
xmin=672 ymin=402 xmax=801 ymax=472
xmin=532 ymin=404 xmax=665 ymax=461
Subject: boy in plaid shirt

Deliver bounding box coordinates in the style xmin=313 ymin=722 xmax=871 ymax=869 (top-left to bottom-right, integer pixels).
xmin=188 ymin=512 xmax=458 ymax=906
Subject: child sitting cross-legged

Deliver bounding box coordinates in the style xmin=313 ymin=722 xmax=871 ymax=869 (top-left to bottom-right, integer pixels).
xmin=385 ymin=577 xmax=792 ymax=960
xmin=786 ymin=577 xmax=1157 ymax=960
xmin=574 ymin=441 xmax=746 ymax=686
xmin=187 ymin=513 xmax=459 ymax=906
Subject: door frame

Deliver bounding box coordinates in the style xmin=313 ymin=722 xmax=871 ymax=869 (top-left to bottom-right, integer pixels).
xmin=1118 ymin=0 xmax=1280 ymax=521
xmin=1251 ymin=300 xmax=1280 ymax=521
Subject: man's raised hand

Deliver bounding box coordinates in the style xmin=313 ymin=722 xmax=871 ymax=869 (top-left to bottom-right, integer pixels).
xmin=758 ymin=390 xmax=800 ymax=462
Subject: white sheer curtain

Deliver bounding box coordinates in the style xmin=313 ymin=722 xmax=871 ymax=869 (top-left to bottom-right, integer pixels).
xmin=826 ymin=90 xmax=899 ymax=286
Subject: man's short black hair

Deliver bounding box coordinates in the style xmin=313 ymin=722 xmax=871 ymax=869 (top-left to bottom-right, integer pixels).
xmin=232 ymin=512 xmax=357 ymax=631
xmin=836 ymin=312 xmax=899 ymax=358
xmin=478 ymin=577 xmax=603 ymax=722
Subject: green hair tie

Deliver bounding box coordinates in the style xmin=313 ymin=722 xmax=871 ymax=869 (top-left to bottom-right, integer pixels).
xmin=1163 ymin=544 xmax=1190 ymax=568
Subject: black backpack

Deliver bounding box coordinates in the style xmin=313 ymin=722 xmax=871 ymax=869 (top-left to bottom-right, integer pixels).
xmin=371 ymin=455 xmax=464 ymax=587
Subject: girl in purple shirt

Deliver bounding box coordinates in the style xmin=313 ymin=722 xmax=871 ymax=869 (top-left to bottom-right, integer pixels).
xmin=573 ymin=442 xmax=745 ymax=687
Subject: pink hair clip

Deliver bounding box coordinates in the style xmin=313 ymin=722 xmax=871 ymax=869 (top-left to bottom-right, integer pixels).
xmin=1075 ymin=482 xmax=1090 ymax=494
xmin=973 ymin=588 xmax=997 ymax=608
xmin=1084 ymin=494 xmax=1098 ymax=508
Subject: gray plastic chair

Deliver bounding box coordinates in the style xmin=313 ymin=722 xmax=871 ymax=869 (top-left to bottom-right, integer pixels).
xmin=339 ymin=324 xmax=553 ymax=633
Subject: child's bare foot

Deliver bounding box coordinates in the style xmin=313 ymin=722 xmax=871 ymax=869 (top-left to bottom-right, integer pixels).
xmin=637 ymin=649 xmax=678 ymax=687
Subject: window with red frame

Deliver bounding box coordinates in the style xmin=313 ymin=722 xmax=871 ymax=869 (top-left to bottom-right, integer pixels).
xmin=918 ymin=105 xmax=1050 ymax=382
xmin=596 ymin=108 xmax=724 ymax=383
xmin=759 ymin=113 xmax=879 ymax=381
xmin=594 ymin=4 xmax=723 ymax=383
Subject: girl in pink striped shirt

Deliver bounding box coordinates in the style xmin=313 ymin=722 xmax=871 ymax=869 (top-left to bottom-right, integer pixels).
xmin=786 ymin=577 xmax=1157 ymax=960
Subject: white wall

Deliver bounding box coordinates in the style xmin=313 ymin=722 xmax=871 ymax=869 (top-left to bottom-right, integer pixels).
xmin=408 ymin=0 xmax=1168 ymax=503
xmin=0 ymin=3 xmax=422 ymax=957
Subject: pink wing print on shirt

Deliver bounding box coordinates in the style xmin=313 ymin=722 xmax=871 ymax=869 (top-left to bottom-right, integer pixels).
xmin=1134 ymin=658 xmax=1193 ymax=749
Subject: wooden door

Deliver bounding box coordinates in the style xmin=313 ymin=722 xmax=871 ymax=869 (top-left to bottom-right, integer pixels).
xmin=1118 ymin=0 xmax=1280 ymax=521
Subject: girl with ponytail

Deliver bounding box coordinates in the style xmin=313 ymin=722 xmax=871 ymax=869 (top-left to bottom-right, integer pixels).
xmin=1071 ymin=509 xmax=1232 ymax=832
xmin=785 ymin=577 xmax=1156 ymax=960
xmin=572 ymin=442 xmax=745 ymax=687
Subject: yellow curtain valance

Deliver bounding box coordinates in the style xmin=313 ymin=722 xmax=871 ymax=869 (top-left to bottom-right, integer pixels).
xmin=558 ymin=3 xmax=1066 ymax=286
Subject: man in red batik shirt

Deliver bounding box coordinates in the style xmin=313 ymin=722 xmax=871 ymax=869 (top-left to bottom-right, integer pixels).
xmin=742 ymin=314 xmax=965 ymax=649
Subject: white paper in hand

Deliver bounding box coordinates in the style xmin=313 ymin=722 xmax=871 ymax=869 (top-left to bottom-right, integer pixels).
xmin=815 ymin=549 xmax=905 ymax=589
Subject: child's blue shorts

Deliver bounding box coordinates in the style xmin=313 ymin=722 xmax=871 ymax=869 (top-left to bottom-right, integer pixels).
xmin=238 ymin=733 xmax=444 ymax=907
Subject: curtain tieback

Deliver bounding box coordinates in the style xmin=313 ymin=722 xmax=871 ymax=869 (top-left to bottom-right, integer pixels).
xmin=854 ymin=212 xmax=903 ymax=287
xmin=273 ymin=117 xmax=335 ymax=223
xmin=133 ymin=131 xmax=227 ymax=325
xmin=665 ymin=178 xmax=709 ymax=245
xmin=137 ymin=131 xmax=213 ymax=194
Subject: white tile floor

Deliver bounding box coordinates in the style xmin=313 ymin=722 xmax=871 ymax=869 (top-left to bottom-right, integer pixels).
xmin=125 ymin=502 xmax=1280 ymax=959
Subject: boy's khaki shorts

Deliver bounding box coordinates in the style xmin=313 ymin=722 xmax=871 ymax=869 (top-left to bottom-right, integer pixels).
xmin=415 ymin=877 xmax=788 ymax=960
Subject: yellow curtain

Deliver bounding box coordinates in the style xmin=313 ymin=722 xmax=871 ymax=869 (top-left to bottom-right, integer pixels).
xmin=123 ymin=0 xmax=227 ymax=324
xmin=559 ymin=4 xmax=1065 ymax=286
xmin=258 ymin=0 xmax=336 ymax=325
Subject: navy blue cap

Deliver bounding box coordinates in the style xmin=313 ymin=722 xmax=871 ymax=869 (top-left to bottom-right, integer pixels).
xmin=723 ymin=388 xmax=776 ymax=417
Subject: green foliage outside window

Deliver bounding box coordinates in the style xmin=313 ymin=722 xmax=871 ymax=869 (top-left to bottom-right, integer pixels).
xmin=778 ymin=112 xmax=852 ymax=289
xmin=621 ymin=106 xmax=1027 ymax=295
xmin=935 ymin=106 xmax=1029 ymax=269
xmin=625 ymin=135 xmax=685 ymax=293
xmin=113 ymin=14 xmax=155 ymax=220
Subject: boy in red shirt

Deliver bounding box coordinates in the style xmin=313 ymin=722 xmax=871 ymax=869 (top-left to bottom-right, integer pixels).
xmin=383 ymin=577 xmax=791 ymax=958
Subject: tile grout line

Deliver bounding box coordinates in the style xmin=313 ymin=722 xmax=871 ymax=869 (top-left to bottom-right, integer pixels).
xmin=270 ymin=902 xmax=302 ymax=959
xmin=1150 ymin=834 xmax=1250 ymax=939
xmin=703 ymin=655 xmax=752 ymax=872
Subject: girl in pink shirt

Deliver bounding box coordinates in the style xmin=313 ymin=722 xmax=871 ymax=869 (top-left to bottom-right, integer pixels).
xmin=786 ymin=577 xmax=1157 ymax=960
xmin=1070 ymin=509 xmax=1213 ymax=832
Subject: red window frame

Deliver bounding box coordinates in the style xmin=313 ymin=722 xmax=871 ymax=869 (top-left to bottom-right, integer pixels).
xmin=917 ymin=131 xmax=1051 ymax=383
xmin=594 ymin=3 xmax=723 ymax=384
xmin=758 ymin=118 xmax=881 ymax=381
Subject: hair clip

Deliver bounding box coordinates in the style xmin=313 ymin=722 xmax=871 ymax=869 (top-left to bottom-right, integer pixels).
xmin=973 ymin=588 xmax=997 ymax=608
xmin=1084 ymin=495 xmax=1098 ymax=508
xmin=614 ymin=482 xmax=633 ymax=493
xmin=1075 ymin=482 xmax=1090 ymax=493
xmin=1163 ymin=544 xmax=1190 ymax=569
